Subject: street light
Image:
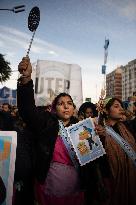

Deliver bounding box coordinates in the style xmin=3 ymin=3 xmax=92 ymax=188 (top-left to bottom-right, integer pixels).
xmin=0 ymin=5 xmax=25 ymax=13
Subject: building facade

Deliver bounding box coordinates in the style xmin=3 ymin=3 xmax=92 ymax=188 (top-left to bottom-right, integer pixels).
xmin=106 ymin=67 xmax=123 ymax=100
xmin=122 ymin=59 xmax=136 ymax=101
xmin=0 ymin=86 xmax=16 ymax=105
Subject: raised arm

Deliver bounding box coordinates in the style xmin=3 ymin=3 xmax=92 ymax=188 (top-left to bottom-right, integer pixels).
xmin=17 ymin=57 xmax=37 ymax=126
xmin=17 ymin=57 xmax=58 ymax=133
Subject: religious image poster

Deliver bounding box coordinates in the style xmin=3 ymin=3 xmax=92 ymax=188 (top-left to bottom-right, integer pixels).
xmin=0 ymin=131 xmax=17 ymax=205
xmin=66 ymin=118 xmax=105 ymax=166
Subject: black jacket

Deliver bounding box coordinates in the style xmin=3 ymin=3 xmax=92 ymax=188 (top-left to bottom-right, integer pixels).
xmin=17 ymin=80 xmax=59 ymax=183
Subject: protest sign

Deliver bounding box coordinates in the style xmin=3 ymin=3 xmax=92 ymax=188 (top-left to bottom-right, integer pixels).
xmin=67 ymin=118 xmax=105 ymax=166
xmin=0 ymin=131 xmax=17 ymax=205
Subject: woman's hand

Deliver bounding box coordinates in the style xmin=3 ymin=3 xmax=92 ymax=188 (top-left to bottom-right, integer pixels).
xmin=18 ymin=57 xmax=32 ymax=84
xmin=94 ymin=123 xmax=107 ymax=137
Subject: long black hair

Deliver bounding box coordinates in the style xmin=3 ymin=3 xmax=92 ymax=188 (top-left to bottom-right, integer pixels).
xmin=98 ymin=97 xmax=123 ymax=125
xmin=105 ymin=97 xmax=123 ymax=111
xmin=78 ymin=102 xmax=98 ymax=118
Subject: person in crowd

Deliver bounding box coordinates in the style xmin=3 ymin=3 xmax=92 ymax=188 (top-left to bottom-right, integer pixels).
xmin=0 ymin=102 xmax=35 ymax=205
xmin=0 ymin=110 xmax=13 ymax=131
xmin=36 ymin=105 xmax=52 ymax=113
xmin=95 ymin=97 xmax=136 ymax=205
xmin=0 ymin=176 xmax=6 ymax=204
xmin=78 ymin=102 xmax=98 ymax=119
xmin=120 ymin=100 xmax=136 ymax=137
xmin=125 ymin=101 xmax=136 ymax=136
xmin=9 ymin=106 xmax=35 ymax=205
xmin=0 ymin=111 xmax=13 ymax=204
xmin=13 ymin=123 xmax=35 ymax=205
xmin=10 ymin=106 xmax=18 ymax=117
xmin=0 ymin=105 xmax=2 ymax=111
xmin=78 ymin=101 xmax=111 ymax=205
xmin=78 ymin=110 xmax=85 ymax=121
xmin=133 ymin=91 xmax=136 ymax=102
xmin=17 ymin=57 xmax=84 ymax=205
xmin=10 ymin=106 xmax=26 ymax=132
xmin=45 ymin=104 xmax=52 ymax=112
xmin=133 ymin=101 xmax=136 ymax=116
xmin=2 ymin=103 xmax=11 ymax=113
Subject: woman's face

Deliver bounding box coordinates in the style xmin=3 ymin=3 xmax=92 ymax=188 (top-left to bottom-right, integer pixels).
xmin=107 ymin=100 xmax=124 ymax=121
xmin=55 ymin=96 xmax=75 ymax=122
xmin=85 ymin=107 xmax=94 ymax=118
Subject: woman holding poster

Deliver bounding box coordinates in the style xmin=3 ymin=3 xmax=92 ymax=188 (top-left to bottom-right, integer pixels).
xmin=17 ymin=57 xmax=85 ymax=205
xmin=95 ymin=97 xmax=136 ymax=205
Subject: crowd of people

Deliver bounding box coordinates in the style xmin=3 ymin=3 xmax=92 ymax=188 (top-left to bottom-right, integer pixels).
xmin=0 ymin=57 xmax=136 ymax=205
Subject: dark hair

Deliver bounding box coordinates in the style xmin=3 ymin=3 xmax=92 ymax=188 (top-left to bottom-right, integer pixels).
xmin=2 ymin=103 xmax=11 ymax=110
xmin=101 ymin=97 xmax=123 ymax=121
xmin=105 ymin=97 xmax=123 ymax=111
xmin=36 ymin=106 xmax=46 ymax=112
xmin=51 ymin=92 xmax=75 ymax=113
xmin=78 ymin=110 xmax=85 ymax=117
xmin=0 ymin=111 xmax=13 ymax=130
xmin=78 ymin=102 xmax=98 ymax=117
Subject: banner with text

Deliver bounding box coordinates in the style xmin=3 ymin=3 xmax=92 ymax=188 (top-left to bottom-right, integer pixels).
xmin=32 ymin=60 xmax=83 ymax=108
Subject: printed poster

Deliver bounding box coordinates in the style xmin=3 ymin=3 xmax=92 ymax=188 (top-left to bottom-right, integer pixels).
xmin=67 ymin=118 xmax=105 ymax=166
xmin=0 ymin=131 xmax=17 ymax=205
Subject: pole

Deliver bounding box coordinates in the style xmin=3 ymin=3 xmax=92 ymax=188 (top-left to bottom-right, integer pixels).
xmin=102 ymin=38 xmax=109 ymax=94
xmin=0 ymin=9 xmax=13 ymax=11
xmin=0 ymin=5 xmax=25 ymax=13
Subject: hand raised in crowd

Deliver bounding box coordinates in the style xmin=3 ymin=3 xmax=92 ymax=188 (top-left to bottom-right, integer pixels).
xmin=18 ymin=57 xmax=32 ymax=84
